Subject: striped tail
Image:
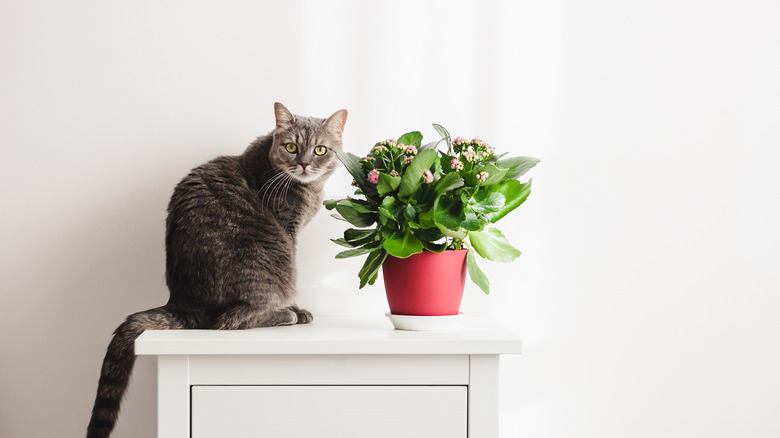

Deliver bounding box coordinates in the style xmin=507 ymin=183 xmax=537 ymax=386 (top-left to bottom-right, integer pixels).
xmin=87 ymin=306 xmax=183 ymax=438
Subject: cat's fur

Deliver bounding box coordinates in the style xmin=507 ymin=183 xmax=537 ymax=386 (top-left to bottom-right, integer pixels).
xmin=86 ymin=103 xmax=347 ymax=438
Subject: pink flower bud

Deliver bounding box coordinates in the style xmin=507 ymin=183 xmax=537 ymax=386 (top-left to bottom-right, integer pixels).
xmin=450 ymin=157 xmax=464 ymax=171
xmin=423 ymin=169 xmax=434 ymax=184
xmin=367 ymin=169 xmax=380 ymax=184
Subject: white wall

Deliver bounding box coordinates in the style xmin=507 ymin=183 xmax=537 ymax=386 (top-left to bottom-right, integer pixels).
xmin=2 ymin=1 xmax=778 ymax=437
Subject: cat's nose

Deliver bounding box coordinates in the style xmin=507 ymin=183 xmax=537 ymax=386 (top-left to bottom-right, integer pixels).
xmin=300 ymin=162 xmax=309 ymax=170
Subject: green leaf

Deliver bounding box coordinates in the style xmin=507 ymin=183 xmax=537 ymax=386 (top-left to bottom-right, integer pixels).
xmin=468 ymin=228 xmax=521 ymax=262
xmin=331 ymin=237 xmax=354 ymax=248
xmin=397 ymin=131 xmax=423 ymax=147
xmin=358 ymin=249 xmax=387 ymax=289
xmin=379 ymin=196 xmax=402 ymax=222
xmin=412 ymin=227 xmax=445 ymax=242
xmin=403 ymin=203 xmax=420 ymax=224
xmin=335 ymin=150 xmax=377 ymax=197
xmin=418 ymin=210 xmax=436 ymax=229
xmin=461 ymin=210 xmax=485 ymax=231
xmin=434 ymin=172 xmax=464 ymax=194
xmin=480 ymin=162 xmax=507 ymax=186
xmin=489 ymin=179 xmax=532 ymax=223
xmin=413 ymin=226 xmax=447 ymax=253
xmin=348 ymin=199 xmax=377 ymax=213
xmin=335 ymin=203 xmax=377 ymax=228
xmin=327 ymin=198 xmax=377 ymax=214
xmin=383 ymin=231 xmax=424 ymax=258
xmin=398 ymin=149 xmax=438 ymax=199
xmin=496 ymin=156 xmax=540 ymax=180
xmin=440 ymin=154 xmax=455 ymax=173
xmin=420 ymin=240 xmax=447 ymax=252
xmin=438 ymin=224 xmax=467 ymax=241
xmin=367 ymin=270 xmax=380 ymax=286
xmin=323 ymin=199 xmax=340 ymax=210
xmin=433 ymin=195 xmax=464 ymax=230
xmin=432 ymin=124 xmax=451 ymax=150
xmin=470 ymin=190 xmax=506 ymax=216
xmin=466 ymin=245 xmax=490 ymax=294
xmin=344 ymin=228 xmax=379 ymax=246
xmin=411 ymin=184 xmax=437 ymax=214
xmin=336 ymin=245 xmax=377 ymax=259
xmin=377 ymin=173 xmax=402 ymax=196
xmin=380 ymin=226 xmax=396 ymax=239
xmin=420 ymin=141 xmax=439 ymax=151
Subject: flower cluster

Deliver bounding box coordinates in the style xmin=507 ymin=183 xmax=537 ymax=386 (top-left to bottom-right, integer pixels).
xmin=378 ymin=139 xmax=397 ymax=148
xmin=361 ymin=137 xmax=429 ymax=185
xmin=362 ymin=132 xmax=500 ymax=186
xmin=371 ymin=139 xmax=419 ymax=156
xmin=450 ymin=157 xmax=464 ymax=171
xmin=367 ymin=168 xmax=380 ymax=184
xmin=453 ymin=136 xmax=495 ymax=159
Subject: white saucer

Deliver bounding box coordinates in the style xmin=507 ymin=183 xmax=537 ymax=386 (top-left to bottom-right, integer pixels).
xmin=385 ymin=313 xmax=463 ymax=331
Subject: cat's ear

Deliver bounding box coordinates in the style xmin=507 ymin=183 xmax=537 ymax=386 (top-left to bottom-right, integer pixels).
xmin=274 ymin=102 xmax=296 ymax=130
xmin=324 ymin=109 xmax=348 ymax=137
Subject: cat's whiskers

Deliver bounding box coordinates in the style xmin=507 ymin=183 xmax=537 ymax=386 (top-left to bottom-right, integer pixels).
xmin=258 ymin=172 xmax=288 ymax=210
xmin=273 ymin=172 xmax=293 ymax=212
xmin=278 ymin=172 xmax=295 ymax=211
xmin=258 ymin=171 xmax=284 ymax=191
xmin=257 ymin=172 xmax=282 ymax=206
xmin=268 ymin=171 xmax=294 ymax=212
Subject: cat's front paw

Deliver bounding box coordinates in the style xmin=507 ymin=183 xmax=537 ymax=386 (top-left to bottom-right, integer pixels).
xmin=292 ymin=306 xmax=313 ymax=324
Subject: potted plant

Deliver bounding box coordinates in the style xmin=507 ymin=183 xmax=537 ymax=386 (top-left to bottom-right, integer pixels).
xmin=325 ymin=124 xmax=538 ymax=324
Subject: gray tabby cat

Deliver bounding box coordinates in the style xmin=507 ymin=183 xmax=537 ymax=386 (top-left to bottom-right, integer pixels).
xmin=86 ymin=103 xmax=347 ymax=438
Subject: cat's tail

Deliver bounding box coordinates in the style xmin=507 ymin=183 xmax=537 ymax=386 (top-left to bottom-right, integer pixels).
xmin=86 ymin=306 xmax=184 ymax=438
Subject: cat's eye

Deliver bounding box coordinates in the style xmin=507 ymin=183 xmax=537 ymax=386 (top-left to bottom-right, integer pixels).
xmin=285 ymin=143 xmax=298 ymax=154
xmin=313 ymin=145 xmax=328 ymax=156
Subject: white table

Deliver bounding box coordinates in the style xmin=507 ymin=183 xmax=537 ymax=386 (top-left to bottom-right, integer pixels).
xmin=136 ymin=316 xmax=522 ymax=438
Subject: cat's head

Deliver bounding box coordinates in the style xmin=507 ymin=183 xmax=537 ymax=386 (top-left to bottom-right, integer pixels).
xmin=269 ymin=103 xmax=348 ymax=183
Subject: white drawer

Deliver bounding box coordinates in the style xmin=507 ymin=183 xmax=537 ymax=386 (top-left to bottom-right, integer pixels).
xmin=191 ymin=385 xmax=467 ymax=438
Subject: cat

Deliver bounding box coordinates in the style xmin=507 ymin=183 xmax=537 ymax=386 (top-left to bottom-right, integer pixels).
xmin=86 ymin=103 xmax=347 ymax=438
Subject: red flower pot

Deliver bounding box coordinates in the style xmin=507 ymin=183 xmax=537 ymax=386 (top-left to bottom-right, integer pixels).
xmin=382 ymin=249 xmax=468 ymax=316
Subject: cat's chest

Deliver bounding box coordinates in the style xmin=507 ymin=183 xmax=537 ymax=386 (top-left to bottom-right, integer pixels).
xmin=263 ymin=185 xmax=321 ymax=234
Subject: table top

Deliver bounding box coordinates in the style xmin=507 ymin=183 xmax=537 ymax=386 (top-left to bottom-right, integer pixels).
xmin=135 ymin=316 xmax=522 ymax=356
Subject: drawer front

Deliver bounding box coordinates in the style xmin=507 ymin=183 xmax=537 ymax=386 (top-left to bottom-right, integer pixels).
xmin=192 ymin=385 xmax=467 ymax=438
xmin=188 ymin=354 xmax=469 ymax=385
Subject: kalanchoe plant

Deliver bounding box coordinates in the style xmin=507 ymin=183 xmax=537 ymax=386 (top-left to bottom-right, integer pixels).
xmin=324 ymin=124 xmax=539 ymax=294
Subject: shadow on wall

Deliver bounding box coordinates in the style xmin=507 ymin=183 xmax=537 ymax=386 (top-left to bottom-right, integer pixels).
xmin=295 ymin=207 xmax=391 ymax=318
xmin=2 ymin=172 xmax=176 ymax=437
